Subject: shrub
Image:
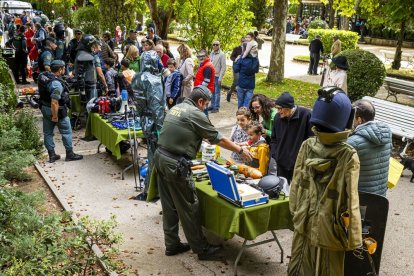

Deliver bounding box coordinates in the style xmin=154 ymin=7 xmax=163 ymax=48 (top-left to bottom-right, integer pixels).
xmin=0 ymin=58 xmax=15 ymax=95
xmin=308 ymin=29 xmax=358 ymax=54
xmin=308 ymin=19 xmax=328 ymax=30
xmin=72 ymin=7 xmax=101 ymax=35
xmin=13 ymin=109 xmax=43 ymax=156
xmin=338 ymin=49 xmax=386 ymax=102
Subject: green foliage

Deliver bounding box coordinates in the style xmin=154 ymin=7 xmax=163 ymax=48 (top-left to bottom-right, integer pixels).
xmin=0 ymin=83 xmax=16 ymax=114
xmin=72 ymin=6 xmax=101 ymax=35
xmin=222 ymin=67 xmax=320 ymax=108
xmin=249 ymin=0 xmax=271 ymax=30
xmin=308 ymin=19 xmax=328 ymax=30
xmin=13 ymin=109 xmax=43 ymax=157
xmin=338 ymin=49 xmax=386 ymax=102
xmin=31 ymin=0 xmax=76 ymax=25
xmin=0 ymin=128 xmax=35 ymax=182
xmin=0 ymin=188 xmax=125 ymax=274
xmin=308 ymin=29 xmax=358 ymax=53
xmin=0 ymin=58 xmax=15 ymax=106
xmin=176 ymin=0 xmax=254 ymax=52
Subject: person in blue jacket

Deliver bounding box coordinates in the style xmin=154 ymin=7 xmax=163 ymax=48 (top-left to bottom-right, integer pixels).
xmin=347 ymin=99 xmax=392 ymax=197
xmin=164 ymin=58 xmax=183 ymax=109
xmin=233 ymin=53 xmax=259 ymax=108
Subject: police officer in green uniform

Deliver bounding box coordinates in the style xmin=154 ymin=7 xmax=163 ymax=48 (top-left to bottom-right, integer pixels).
xmin=154 ymin=86 xmax=252 ymax=259
xmin=38 ymin=37 xmax=57 ymax=72
xmin=39 ymin=60 xmax=83 ymax=163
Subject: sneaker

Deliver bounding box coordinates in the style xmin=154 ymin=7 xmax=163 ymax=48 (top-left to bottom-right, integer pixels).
xmin=207 ymin=107 xmax=214 ymax=111
xmin=165 ymin=243 xmax=191 ymax=256
xmin=198 ymin=244 xmax=223 ymax=260
xmin=210 ymin=109 xmax=219 ymax=113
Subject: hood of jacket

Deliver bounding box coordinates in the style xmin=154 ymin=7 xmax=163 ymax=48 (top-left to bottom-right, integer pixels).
xmin=352 ymin=121 xmax=391 ymax=146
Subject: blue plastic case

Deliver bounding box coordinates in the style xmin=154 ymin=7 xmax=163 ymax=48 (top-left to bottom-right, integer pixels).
xmin=205 ymin=162 xmax=269 ymax=208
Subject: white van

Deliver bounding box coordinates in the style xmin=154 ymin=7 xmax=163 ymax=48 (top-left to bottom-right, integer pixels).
xmin=0 ymin=1 xmax=33 ymax=15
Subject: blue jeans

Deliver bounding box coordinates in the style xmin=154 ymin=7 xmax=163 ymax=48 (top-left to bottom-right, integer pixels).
xmin=41 ymin=105 xmax=73 ymax=151
xmin=236 ymin=86 xmax=254 ymax=108
xmin=210 ymin=76 xmax=221 ymax=110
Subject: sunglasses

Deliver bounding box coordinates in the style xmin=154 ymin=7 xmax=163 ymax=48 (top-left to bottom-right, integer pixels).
xmin=197 ymin=55 xmax=206 ymax=58
xmin=212 ymin=44 xmax=219 ymax=46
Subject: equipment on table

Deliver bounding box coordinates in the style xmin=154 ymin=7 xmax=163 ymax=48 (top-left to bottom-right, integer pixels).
xmin=118 ymin=89 xmax=129 ymax=114
xmin=258 ymin=175 xmax=288 ymax=199
xmin=206 ymin=161 xmax=268 ymax=208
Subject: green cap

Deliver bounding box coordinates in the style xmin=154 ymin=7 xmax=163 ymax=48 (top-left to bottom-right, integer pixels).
xmin=51 ymin=60 xmax=65 ymax=67
xmin=74 ymin=29 xmax=82 ymax=34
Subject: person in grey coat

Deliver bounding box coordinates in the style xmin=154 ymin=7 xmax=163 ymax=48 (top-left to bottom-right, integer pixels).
xmin=348 ymin=99 xmax=392 ymax=197
xmin=209 ymin=40 xmax=226 ymax=113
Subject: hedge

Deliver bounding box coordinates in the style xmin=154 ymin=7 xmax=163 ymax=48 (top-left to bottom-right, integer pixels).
xmin=338 ymin=49 xmax=386 ymax=102
xmin=308 ymin=19 xmax=328 ymax=30
xmin=308 ymin=29 xmax=358 ymax=54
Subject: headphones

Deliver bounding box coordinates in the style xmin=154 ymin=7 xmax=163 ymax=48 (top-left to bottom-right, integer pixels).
xmin=193 ymin=85 xmax=211 ymax=101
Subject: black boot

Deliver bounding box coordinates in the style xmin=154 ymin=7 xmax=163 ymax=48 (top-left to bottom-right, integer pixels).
xmin=226 ymin=90 xmax=232 ymax=102
xmin=48 ymin=150 xmax=61 ymax=163
xmin=65 ymin=150 xmax=83 ymax=161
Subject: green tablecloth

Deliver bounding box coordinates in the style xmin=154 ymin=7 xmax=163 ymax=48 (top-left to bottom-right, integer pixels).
xmin=196 ymin=181 xmax=293 ymax=240
xmin=69 ymin=94 xmax=82 ymax=114
xmin=85 ymin=113 xmax=143 ymax=159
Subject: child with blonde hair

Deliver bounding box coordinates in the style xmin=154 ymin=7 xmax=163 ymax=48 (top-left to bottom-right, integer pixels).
xmin=230 ymin=107 xmax=251 ymax=163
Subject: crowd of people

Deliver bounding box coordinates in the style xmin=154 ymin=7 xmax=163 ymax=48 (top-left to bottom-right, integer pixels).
xmin=1 ymin=9 xmax=394 ymax=274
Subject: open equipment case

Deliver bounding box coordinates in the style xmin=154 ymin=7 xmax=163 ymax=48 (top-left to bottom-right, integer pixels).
xmin=205 ymin=161 xmax=268 ymax=208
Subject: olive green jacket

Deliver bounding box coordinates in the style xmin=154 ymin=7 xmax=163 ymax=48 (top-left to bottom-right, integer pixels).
xmin=289 ymin=127 xmax=362 ymax=251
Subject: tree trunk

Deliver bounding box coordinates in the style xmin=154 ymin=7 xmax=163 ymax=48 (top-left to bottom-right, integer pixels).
xmin=297 ymin=1 xmax=302 ymax=19
xmin=342 ymin=16 xmax=349 ymax=30
xmin=266 ymin=0 xmax=288 ymax=83
xmin=392 ymin=20 xmax=406 ymax=70
xmin=145 ymin=0 xmax=174 ymax=39
xmin=328 ymin=0 xmax=335 ymax=29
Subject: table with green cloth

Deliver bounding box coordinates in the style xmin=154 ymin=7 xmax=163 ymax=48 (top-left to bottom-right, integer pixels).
xmin=196 ymin=181 xmax=293 ymax=275
xmin=84 ymin=112 xmax=144 ymax=160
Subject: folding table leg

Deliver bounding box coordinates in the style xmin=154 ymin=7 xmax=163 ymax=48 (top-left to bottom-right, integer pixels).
xmin=270 ymin=230 xmax=284 ymax=263
xmin=97 ymin=143 xmax=102 ymax=153
xmin=234 ymin=239 xmax=248 ymax=276
xmin=233 ymin=231 xmax=284 ymax=275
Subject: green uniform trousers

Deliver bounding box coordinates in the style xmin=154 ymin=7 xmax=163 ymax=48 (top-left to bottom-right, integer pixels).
xmin=154 ymin=150 xmax=208 ymax=253
xmin=288 ymin=231 xmax=345 ymax=276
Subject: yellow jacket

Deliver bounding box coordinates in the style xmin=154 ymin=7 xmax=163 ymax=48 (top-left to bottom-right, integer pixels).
xmin=246 ymin=139 xmax=269 ymax=175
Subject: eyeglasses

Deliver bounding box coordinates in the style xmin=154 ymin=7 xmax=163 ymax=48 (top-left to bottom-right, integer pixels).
xmin=212 ymin=44 xmax=219 ymax=46
xmin=197 ymin=55 xmax=206 ymax=58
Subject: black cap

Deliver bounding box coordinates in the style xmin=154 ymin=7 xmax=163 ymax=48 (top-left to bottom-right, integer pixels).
xmin=275 ymin=92 xmax=295 ymax=108
xmin=129 ymin=29 xmax=137 ymax=33
xmin=74 ymin=29 xmax=82 ymax=34
xmin=332 ymin=56 xmax=348 ymax=70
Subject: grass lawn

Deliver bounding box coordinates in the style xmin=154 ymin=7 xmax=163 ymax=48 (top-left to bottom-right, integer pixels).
xmin=222 ymin=68 xmax=320 ymax=108
xmin=385 ymin=66 xmax=414 ymax=79
xmin=292 ymin=55 xmax=323 ymax=62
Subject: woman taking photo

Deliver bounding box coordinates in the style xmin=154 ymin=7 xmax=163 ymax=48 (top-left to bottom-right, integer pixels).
xmin=249 ymin=94 xmax=277 ymax=139
xmin=177 ymin=43 xmax=194 ymax=98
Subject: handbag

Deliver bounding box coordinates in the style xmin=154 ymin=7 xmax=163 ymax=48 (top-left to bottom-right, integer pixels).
xmin=388 ymin=157 xmax=404 ymax=189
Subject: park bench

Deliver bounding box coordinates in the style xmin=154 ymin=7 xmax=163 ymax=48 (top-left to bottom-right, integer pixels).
xmin=383 ymin=77 xmax=414 ymax=102
xmin=380 ymin=50 xmax=414 ymax=68
xmin=286 ymin=34 xmax=301 ymax=45
xmin=363 ymin=96 xmax=414 ymax=155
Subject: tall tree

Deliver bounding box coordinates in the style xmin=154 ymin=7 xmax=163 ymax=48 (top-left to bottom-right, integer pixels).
xmin=145 ymin=0 xmax=175 ymax=39
xmin=177 ymin=0 xmax=253 ymax=52
xmin=266 ymin=0 xmax=288 ymax=83
xmin=249 ymin=0 xmax=272 ymax=30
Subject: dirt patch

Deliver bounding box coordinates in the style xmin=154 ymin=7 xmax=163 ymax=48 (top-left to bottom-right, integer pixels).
xmin=11 ymin=165 xmax=64 ymax=214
